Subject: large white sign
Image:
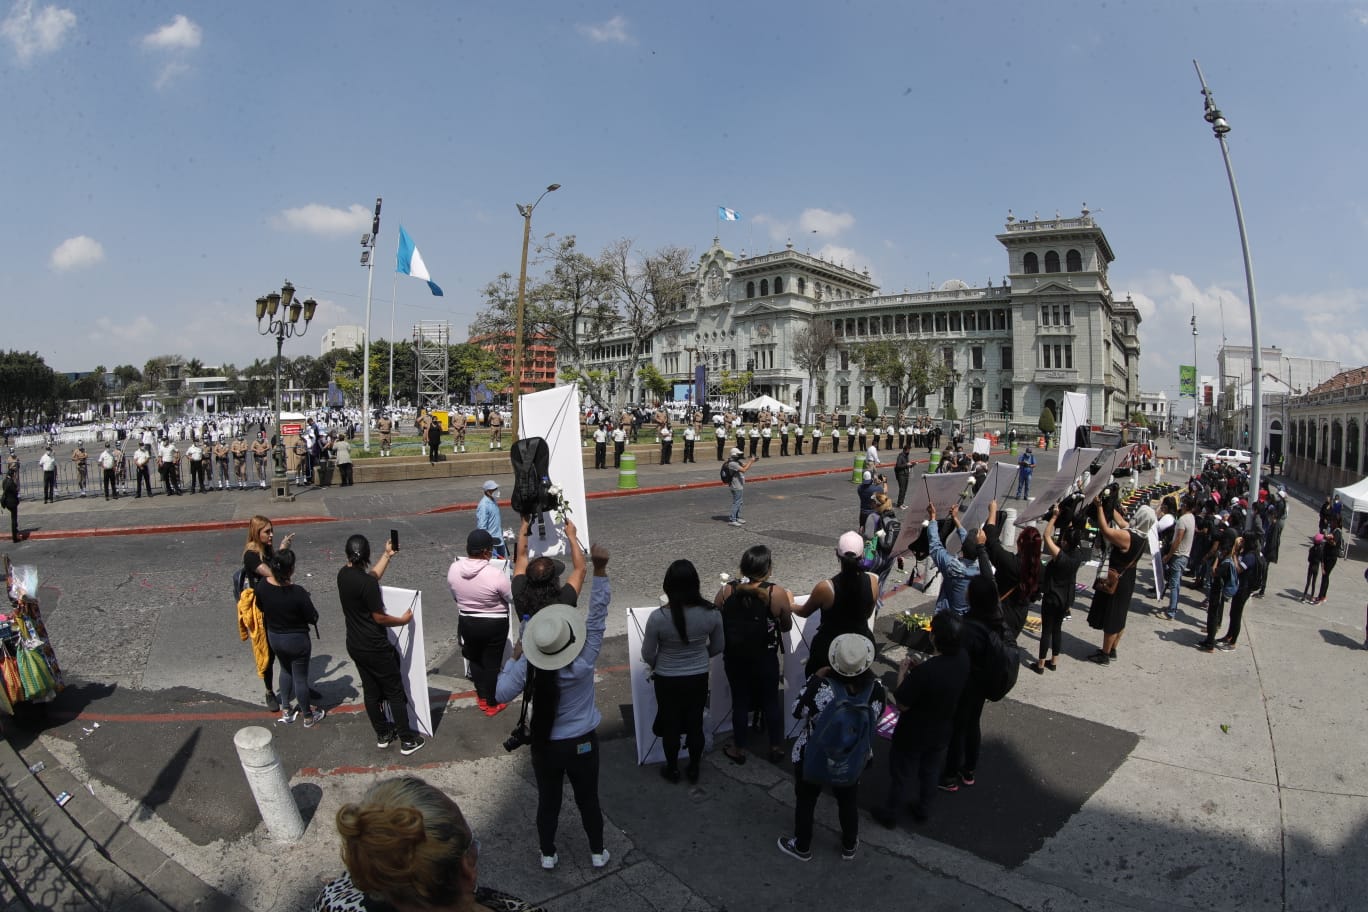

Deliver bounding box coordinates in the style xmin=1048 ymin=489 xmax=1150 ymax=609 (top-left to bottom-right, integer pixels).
xmin=517 ymin=384 xmax=589 ymax=557
xmin=381 ymin=586 xmax=434 ymax=738
xmin=1058 ymin=391 xmax=1089 ymax=470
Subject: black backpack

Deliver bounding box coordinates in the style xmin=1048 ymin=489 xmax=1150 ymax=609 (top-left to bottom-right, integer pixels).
xmin=509 ymin=437 xmax=553 ymax=517
xmin=720 ymin=461 xmax=734 ymax=484
xmin=721 ymin=583 xmax=773 ymax=659
xmin=980 ymin=624 xmax=1020 ymax=702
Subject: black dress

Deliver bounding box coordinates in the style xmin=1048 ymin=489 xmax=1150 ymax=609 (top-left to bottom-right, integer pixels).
xmin=1087 ymin=530 xmax=1146 ymax=636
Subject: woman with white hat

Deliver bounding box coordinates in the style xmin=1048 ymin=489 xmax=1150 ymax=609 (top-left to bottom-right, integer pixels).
xmin=496 ymin=541 xmax=612 ymax=872
xmin=778 ymin=633 xmax=886 ymax=862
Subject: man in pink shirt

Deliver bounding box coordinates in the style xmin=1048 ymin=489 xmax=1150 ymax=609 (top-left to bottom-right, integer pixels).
xmin=448 ymin=528 xmax=514 ymax=716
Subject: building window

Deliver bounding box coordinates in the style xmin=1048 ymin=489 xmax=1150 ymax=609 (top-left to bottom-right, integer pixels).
xmin=1348 ymin=419 xmax=1361 ymax=473
xmin=1062 ymin=304 xmax=1071 ymax=325
xmin=964 ymin=311 xmax=976 ymax=331
xmin=971 ymin=346 xmax=983 ymax=369
xmin=775 ymin=277 xmax=784 ymax=294
xmin=895 ymin=314 xmax=906 ymax=333
xmin=1066 ymin=249 xmax=1082 ymax=272
xmin=839 ymin=350 xmax=849 ymax=371
xmin=839 ymin=385 xmax=850 ymax=407
xmin=1053 ymin=345 xmax=1063 ymax=369
xmin=1042 ymin=346 xmax=1052 ymax=369
xmin=857 ymin=317 xmax=867 ymax=336
xmin=950 ymin=312 xmax=961 ymax=332
xmin=1064 ymin=345 xmax=1073 ymax=369
xmin=883 ymin=315 xmax=893 ymax=334
xmin=863 ymin=385 xmax=874 ymax=406
xmin=760 ymin=279 xmax=769 ymax=296
xmin=943 ymin=347 xmax=954 ymax=370
xmin=1332 ymin=420 xmax=1344 ymax=467
xmin=970 ymin=386 xmax=983 ymax=410
xmin=887 ymin=387 xmax=899 ymax=408
xmin=1045 ymin=250 xmax=1061 ymax=273
xmin=1023 ymin=252 xmax=1039 ymax=274
xmin=1001 ymin=387 xmax=1013 ymax=415
xmin=1001 ymin=346 xmax=1012 ymax=369
xmin=935 ymin=312 xmax=947 ymax=332
xmin=994 ymin=310 xmax=1009 ymax=331
xmin=943 ymin=386 xmax=955 ymax=410
xmin=798 ymin=278 xmax=806 ymax=294
xmin=746 ymin=281 xmax=755 ymax=299
xmin=817 ymin=385 xmax=826 ymax=405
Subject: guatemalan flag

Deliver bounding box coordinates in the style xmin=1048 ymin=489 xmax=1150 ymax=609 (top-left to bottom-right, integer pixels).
xmin=396 ymin=226 xmax=444 ymax=296
xmin=718 ymin=206 xmax=741 ymax=221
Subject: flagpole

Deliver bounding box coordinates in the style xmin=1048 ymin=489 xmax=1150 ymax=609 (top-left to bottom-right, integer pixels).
xmin=388 ymin=258 xmax=399 ymax=413
xmin=360 ymin=197 xmax=381 ymax=454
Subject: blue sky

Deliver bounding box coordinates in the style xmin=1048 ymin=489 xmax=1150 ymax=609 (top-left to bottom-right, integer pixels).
xmin=6 ymin=1 xmax=1368 ymax=402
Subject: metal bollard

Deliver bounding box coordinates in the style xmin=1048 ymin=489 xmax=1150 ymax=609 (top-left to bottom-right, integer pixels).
xmin=617 ymin=452 xmax=638 ymax=489
xmin=233 ymin=726 xmax=305 ymax=843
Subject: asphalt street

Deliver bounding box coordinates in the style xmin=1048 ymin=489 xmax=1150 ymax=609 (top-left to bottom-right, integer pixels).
xmin=5 ymin=446 xmax=1368 ymax=911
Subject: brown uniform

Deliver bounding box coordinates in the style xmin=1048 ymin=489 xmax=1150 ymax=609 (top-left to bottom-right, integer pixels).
xmin=71 ymin=445 xmax=89 ymax=494
xmin=488 ymin=410 xmax=503 ymax=449
xmin=377 ymin=416 xmax=393 ymax=453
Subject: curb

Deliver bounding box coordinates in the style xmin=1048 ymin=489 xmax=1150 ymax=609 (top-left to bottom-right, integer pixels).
xmin=22 ymin=514 xmax=339 ymax=541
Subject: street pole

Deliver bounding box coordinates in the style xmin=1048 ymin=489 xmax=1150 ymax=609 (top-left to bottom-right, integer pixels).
xmin=360 ymin=198 xmax=381 ymax=452
xmin=510 ymin=183 xmax=559 ymax=442
xmin=1191 ymin=310 xmax=1199 ymax=473
xmin=1194 ymin=61 xmax=1263 ymax=531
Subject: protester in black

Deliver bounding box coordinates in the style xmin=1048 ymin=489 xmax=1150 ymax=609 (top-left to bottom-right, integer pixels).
xmin=337 ymin=533 xmax=424 ymax=755
xmin=940 ymin=576 xmax=1003 ymax=791
xmin=795 ymin=532 xmax=879 ymax=677
xmin=1035 ymin=510 xmax=1084 ymax=673
xmin=254 ymin=549 xmax=323 ymax=726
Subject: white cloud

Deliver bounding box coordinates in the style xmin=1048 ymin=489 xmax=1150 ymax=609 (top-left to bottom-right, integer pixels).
xmin=272 ymin=203 xmax=371 ymax=236
xmin=1 ymin=0 xmax=75 ymax=63
xmin=577 ymin=14 xmax=632 ymax=44
xmin=799 ymin=208 xmax=856 ymax=236
xmin=153 ymin=60 xmax=189 ymax=90
xmin=1356 ymin=10 xmax=1368 ymax=27
xmin=50 ymin=235 xmax=104 ymax=271
xmin=142 ymin=14 xmax=201 ymax=49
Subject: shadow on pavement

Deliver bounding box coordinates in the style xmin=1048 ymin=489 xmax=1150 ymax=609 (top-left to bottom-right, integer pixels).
xmin=1318 ymin=628 xmax=1365 ymax=651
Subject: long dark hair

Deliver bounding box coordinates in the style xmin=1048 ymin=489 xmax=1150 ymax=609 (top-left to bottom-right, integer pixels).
xmin=530 ymin=668 xmax=560 ymax=747
xmin=514 ymin=560 xmax=564 ymax=620
xmin=663 ymin=559 xmax=706 ymax=641
xmin=967 ymin=575 xmax=1005 ymax=634
xmin=1015 ymin=527 xmax=1042 ymax=602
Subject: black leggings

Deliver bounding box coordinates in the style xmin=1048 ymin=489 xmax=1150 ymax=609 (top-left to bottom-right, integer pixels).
xmin=1224 ymin=587 xmax=1252 ymax=644
xmin=1318 ymin=565 xmax=1335 ymax=601
xmin=350 ymin=646 xmax=417 ymax=740
xmin=531 ymin=731 xmax=604 ymax=857
xmin=652 ymin=673 xmax=708 ymax=771
xmin=1304 ymin=564 xmax=1320 ymax=598
xmin=459 ymin=614 xmax=509 ymax=704
xmin=793 ymin=764 xmax=859 ymax=852
xmin=1038 ymin=602 xmax=1065 ymax=661
xmin=723 ymin=652 xmax=782 ymax=751
xmin=943 ymin=685 xmax=987 ymax=779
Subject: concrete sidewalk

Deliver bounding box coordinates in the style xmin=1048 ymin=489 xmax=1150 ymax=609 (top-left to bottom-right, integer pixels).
xmin=5 ymin=464 xmax=1367 ymax=911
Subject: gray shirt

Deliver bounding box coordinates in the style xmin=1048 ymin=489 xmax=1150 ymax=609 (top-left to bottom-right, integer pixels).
xmin=641 ymin=603 xmax=724 ymax=677
xmin=1173 ymin=512 xmax=1196 ymax=559
xmin=727 ymin=457 xmax=745 ymax=491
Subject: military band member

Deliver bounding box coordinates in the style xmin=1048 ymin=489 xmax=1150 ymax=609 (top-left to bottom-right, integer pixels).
xmin=252 ymin=433 xmax=270 ymax=487
xmin=71 ymin=441 xmax=89 ymax=497
xmin=377 ymin=413 xmax=393 ymax=456
xmin=488 ymin=409 xmax=504 ymax=450
xmin=213 ymin=439 xmax=231 ymax=490
xmin=231 ymin=435 xmax=249 ymax=489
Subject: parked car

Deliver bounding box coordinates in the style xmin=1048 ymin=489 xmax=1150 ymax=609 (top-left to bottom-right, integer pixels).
xmin=1201 ymin=448 xmax=1252 ymax=465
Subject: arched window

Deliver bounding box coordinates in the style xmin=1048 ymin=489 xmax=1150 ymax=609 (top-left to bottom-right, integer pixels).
xmin=1023 ymin=252 xmax=1039 ymax=274
xmin=1043 ymin=397 xmax=1058 ymax=422
xmin=1066 ymin=249 xmax=1082 ymax=272
xmin=1320 ymin=423 xmax=1330 ymax=466
xmin=1044 ymin=250 xmax=1061 ymax=273
xmin=1347 ymin=419 xmax=1360 ymax=473
xmin=760 ymin=279 xmax=769 ymax=296
xmin=1288 ymin=422 xmax=1297 ymax=459
xmin=798 ymin=277 xmax=806 ymax=295
xmin=1332 ymin=420 xmax=1344 ymax=467
xmin=774 ymin=277 xmax=784 ymax=294
xmin=746 ymin=281 xmax=755 ymax=299
xmin=1299 ymin=420 xmax=1308 ymax=458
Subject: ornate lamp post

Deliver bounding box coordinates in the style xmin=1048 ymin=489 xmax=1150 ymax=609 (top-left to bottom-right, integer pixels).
xmin=511 ymin=183 xmax=560 ymax=442
xmin=256 ymin=281 xmax=317 ymax=501
xmin=1194 ymin=60 xmax=1263 ymax=529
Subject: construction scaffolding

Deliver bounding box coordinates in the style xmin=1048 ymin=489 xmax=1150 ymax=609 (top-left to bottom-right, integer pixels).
xmin=413 ymin=320 xmax=450 ymax=411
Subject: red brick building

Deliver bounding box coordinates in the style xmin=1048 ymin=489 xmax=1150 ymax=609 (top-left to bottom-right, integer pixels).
xmin=471 ymin=333 xmax=558 ymax=395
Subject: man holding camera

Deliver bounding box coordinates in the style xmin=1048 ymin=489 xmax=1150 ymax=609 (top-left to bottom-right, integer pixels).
xmin=858 ymin=469 xmax=888 ymax=531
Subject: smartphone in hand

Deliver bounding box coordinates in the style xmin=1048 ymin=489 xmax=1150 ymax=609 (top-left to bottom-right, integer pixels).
xmin=390 ymin=528 xmax=400 ymax=552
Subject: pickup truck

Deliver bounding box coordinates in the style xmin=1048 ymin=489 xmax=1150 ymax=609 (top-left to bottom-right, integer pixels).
xmin=1201 ymin=448 xmax=1252 ymax=465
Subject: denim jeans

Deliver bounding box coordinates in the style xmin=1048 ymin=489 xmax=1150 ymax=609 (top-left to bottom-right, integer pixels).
xmin=730 ymin=486 xmax=744 ymax=521
xmin=1165 ymin=554 xmax=1189 ymax=616
xmin=268 ymin=629 xmax=312 ymax=713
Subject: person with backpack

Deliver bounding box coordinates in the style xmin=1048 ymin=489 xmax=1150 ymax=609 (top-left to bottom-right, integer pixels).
xmin=939 ymin=577 xmax=1011 ymax=792
xmin=873 ymin=611 xmax=969 ymax=828
xmin=714 ymin=545 xmax=793 ymax=765
xmin=979 ymin=500 xmax=1042 ymax=642
xmin=778 ymin=634 xmax=885 ymax=862
xmin=723 ymin=448 xmax=755 ymax=527
xmin=1218 ymin=533 xmax=1263 ymax=650
xmin=794 ymin=532 xmax=879 ymax=677
xmin=641 ymin=560 xmax=724 ymax=785
xmin=1197 ymin=536 xmax=1241 ymax=652
xmin=241 ymin=515 xmax=296 ymax=712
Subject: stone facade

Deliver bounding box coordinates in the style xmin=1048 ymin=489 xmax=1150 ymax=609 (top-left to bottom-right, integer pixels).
xmin=578 ymin=209 xmax=1141 ymax=424
xmin=1283 ymin=366 xmax=1368 ymax=492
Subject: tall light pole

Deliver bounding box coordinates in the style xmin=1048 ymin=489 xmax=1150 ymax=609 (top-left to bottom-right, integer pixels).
xmin=256 ymin=281 xmax=317 ymax=501
xmin=510 ymin=183 xmax=560 ymax=442
xmin=359 ymin=198 xmax=381 ymax=452
xmin=1195 ymin=61 xmax=1263 ymax=530
xmin=1191 ymin=309 xmax=1199 ymax=472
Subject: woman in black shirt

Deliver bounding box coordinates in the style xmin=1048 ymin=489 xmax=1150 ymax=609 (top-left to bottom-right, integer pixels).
xmin=253 ymin=549 xmax=322 ymax=726
xmin=1035 ymin=509 xmax=1085 ymax=673
xmin=242 ymin=514 xmax=294 ymax=712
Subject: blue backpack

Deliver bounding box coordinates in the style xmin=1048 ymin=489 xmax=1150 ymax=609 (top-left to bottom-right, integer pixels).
xmin=801 ymin=679 xmax=877 ymax=787
xmin=1219 ymin=558 xmax=1239 ymax=598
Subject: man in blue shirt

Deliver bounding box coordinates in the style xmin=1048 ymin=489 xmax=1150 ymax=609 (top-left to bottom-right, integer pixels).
xmin=1015 ymin=446 xmax=1036 ymax=499
xmin=857 ymin=470 xmax=887 ymax=531
xmin=476 ymin=479 xmax=506 ymax=558
xmin=926 ymin=503 xmax=983 ymax=615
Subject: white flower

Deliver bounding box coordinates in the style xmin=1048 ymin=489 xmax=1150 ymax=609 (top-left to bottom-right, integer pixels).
xmin=548 ymin=484 xmax=562 ymax=497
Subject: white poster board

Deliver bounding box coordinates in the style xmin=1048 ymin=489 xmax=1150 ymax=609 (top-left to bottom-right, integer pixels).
xmin=517 ymin=384 xmax=589 ymax=557
xmin=973 ymin=436 xmax=991 ymax=456
xmin=380 ymin=586 xmax=434 ymax=738
xmin=1147 ymin=525 xmax=1165 ymax=596
xmin=625 ymin=605 xmax=730 ymax=766
xmin=1058 ymin=391 xmax=1089 ymax=469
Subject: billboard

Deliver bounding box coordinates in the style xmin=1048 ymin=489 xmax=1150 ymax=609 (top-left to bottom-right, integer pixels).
xmin=1179 ymin=365 xmax=1196 ymax=398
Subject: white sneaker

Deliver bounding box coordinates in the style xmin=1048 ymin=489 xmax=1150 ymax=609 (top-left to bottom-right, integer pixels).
xmin=591 ymin=849 xmax=610 ymax=868
xmin=736 ymin=518 xmax=747 ymax=523
xmin=541 ymin=853 xmax=558 ymax=870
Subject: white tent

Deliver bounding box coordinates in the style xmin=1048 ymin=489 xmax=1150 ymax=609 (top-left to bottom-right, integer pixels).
xmin=1334 ymin=476 xmax=1368 ymax=534
xmin=738 ymin=394 xmax=796 ymax=413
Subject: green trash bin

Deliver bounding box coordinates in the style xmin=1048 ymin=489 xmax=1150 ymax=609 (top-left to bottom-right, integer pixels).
xmin=928 ymin=451 xmax=941 ymax=473
xmin=852 ymin=455 xmax=866 ymax=483
xmin=1009 ymin=443 xmax=1018 ymax=456
xmin=618 ymin=452 xmax=638 ymax=489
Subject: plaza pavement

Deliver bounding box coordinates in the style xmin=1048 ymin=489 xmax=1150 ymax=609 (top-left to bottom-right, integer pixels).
xmin=2 ymin=446 xmax=1366 ymax=912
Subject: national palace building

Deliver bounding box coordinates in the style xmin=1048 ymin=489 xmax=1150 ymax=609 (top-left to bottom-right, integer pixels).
xmin=579 ymin=208 xmax=1142 ymax=426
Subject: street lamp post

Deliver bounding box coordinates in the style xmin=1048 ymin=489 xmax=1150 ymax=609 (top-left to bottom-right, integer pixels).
xmin=1195 ymin=60 xmax=1263 ymax=531
xmin=1191 ymin=311 xmax=1199 ymax=472
xmin=510 ymin=183 xmax=560 ymax=442
xmin=256 ymin=281 xmax=317 ymax=502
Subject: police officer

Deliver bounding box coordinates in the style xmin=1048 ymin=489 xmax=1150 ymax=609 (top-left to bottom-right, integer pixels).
xmin=213 ymin=438 xmax=231 ymax=489
xmin=682 ymin=422 xmax=696 ymax=463
xmin=714 ymin=421 xmax=726 ymax=461
xmin=593 ymin=423 xmax=608 ymax=469
xmin=252 ymin=433 xmax=270 ymax=487
xmin=660 ymin=423 xmax=673 ymax=465
xmin=761 ymin=420 xmax=772 ymax=457
xmin=100 ymin=443 xmax=120 ymax=499
xmin=231 ymin=435 xmax=249 ymax=489
xmin=39 ymin=446 xmax=57 ymax=503
xmin=452 ymin=416 xmax=466 ymax=454
xmin=377 ymin=412 xmax=394 ymax=457
xmin=71 ymin=441 xmax=89 ymax=497
xmin=488 ymin=409 xmax=504 ymax=450
xmin=612 ymin=422 xmax=626 ymax=467
xmin=187 ymin=439 xmax=206 ymax=493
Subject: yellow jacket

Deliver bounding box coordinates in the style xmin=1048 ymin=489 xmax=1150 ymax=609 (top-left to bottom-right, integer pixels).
xmin=236 ymin=588 xmax=270 ymax=678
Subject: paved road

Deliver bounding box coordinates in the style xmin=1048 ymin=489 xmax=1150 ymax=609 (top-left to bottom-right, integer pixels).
xmin=5 ymin=449 xmax=1368 ymax=911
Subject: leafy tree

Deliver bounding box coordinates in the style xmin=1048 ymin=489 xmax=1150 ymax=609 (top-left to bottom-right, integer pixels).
xmin=791 ymin=321 xmax=837 ymax=421
xmin=863 ymin=398 xmax=880 ymax=422
xmin=1128 ymin=411 xmax=1149 ymax=428
xmin=111 ymin=364 xmax=142 ymax=388
xmin=449 ymin=343 xmax=504 ymax=403
xmin=0 ymin=351 xmax=58 ymax=426
xmin=718 ymin=369 xmax=753 ymax=402
xmin=854 ymin=339 xmax=955 ymax=415
xmin=1038 ymin=406 xmax=1056 ymax=435
xmin=638 ymin=363 xmax=671 ymax=405
xmin=184 ymin=358 xmax=206 ymax=378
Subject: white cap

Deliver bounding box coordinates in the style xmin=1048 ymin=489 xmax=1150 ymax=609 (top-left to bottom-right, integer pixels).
xmin=731 ymin=448 xmax=743 ymax=457
xmin=862 ymin=470 xmax=873 ymax=482
xmin=836 ymin=531 xmax=865 ymax=558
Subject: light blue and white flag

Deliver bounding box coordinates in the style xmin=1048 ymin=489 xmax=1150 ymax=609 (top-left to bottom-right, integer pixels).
xmin=718 ymin=206 xmax=741 ymax=222
xmin=396 ymin=226 xmax=444 ymax=296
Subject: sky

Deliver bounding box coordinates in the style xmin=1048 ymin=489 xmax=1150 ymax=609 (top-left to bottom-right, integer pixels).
xmin=6 ymin=0 xmax=1368 ymax=404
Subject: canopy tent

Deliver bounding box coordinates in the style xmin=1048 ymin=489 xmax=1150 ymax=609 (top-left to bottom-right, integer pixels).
xmin=1334 ymin=476 xmax=1368 ymax=519
xmin=738 ymin=394 xmax=796 ymax=414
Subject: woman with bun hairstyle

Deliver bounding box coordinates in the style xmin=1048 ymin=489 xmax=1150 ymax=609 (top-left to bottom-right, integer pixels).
xmin=314 ymin=776 xmax=544 ymax=912
xmin=242 ymin=515 xmax=294 ymax=713
xmin=253 ymin=548 xmax=322 ymax=726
